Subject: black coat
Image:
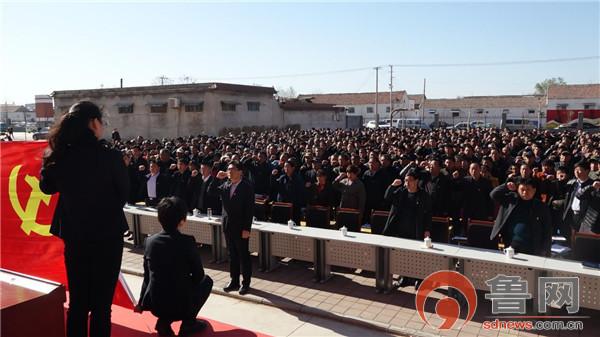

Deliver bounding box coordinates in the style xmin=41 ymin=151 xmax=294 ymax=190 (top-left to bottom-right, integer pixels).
xmin=382 ymin=186 xmax=432 ymax=239
xmin=490 ymin=184 xmax=552 ymax=256
xmin=138 ymin=172 xmax=171 ymax=202
xmin=575 ymin=184 xmax=600 ymax=234
xmin=170 ymin=170 xmax=192 ymax=207
xmin=561 ymin=179 xmax=594 ymax=223
xmin=189 ymin=175 xmax=222 ymax=215
xmin=362 ymin=169 xmax=389 ymax=211
xmin=139 ymin=230 xmax=205 ymax=319
xmin=426 ymin=173 xmax=452 ymax=216
xmin=39 ymin=138 xmax=130 ymax=242
xmin=307 ymin=182 xmax=336 ymax=208
xmin=207 ymin=178 xmax=254 ymax=234
xmin=455 ymin=176 xmax=494 ymax=220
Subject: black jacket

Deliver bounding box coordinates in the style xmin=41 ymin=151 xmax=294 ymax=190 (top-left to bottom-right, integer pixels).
xmin=362 ymin=169 xmax=390 ymax=211
xmin=455 ymin=176 xmax=494 ymax=220
xmin=139 ymin=230 xmax=205 ymax=319
xmin=39 ymin=138 xmax=129 ymax=242
xmin=138 ymin=172 xmax=171 ymax=202
xmin=307 ymin=182 xmax=336 ymax=208
xmin=170 ymin=170 xmax=192 ymax=207
xmin=575 ymin=183 xmax=600 ymax=234
xmin=490 ymin=184 xmax=552 ymax=256
xmin=207 ymin=178 xmax=254 ymax=233
xmin=189 ymin=175 xmax=222 ymax=215
xmin=382 ymin=186 xmax=432 ymax=239
xmin=560 ymin=179 xmax=594 ymax=223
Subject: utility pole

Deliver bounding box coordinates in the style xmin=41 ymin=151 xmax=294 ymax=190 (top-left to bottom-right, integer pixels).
xmin=389 ymin=65 xmax=394 ymax=128
xmin=375 ymin=67 xmax=380 ymax=127
xmin=421 ymin=78 xmax=426 ymax=125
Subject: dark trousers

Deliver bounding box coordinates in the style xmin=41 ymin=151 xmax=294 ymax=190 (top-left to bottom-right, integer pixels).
xmin=64 ymin=238 xmax=124 ymax=337
xmin=225 ymin=232 xmax=252 ymax=287
xmin=157 ymin=276 xmax=214 ymax=323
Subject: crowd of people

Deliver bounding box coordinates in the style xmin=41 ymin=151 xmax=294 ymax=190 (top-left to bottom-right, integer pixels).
xmin=112 ymin=126 xmax=600 ymax=258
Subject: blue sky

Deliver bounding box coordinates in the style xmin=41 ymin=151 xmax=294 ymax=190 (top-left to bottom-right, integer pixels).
xmin=1 ymin=1 xmax=598 ymax=104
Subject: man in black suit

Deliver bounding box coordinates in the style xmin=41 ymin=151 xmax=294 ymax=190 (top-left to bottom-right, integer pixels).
xmin=490 ymin=178 xmax=552 ymax=256
xmin=207 ymin=160 xmax=254 ymax=295
xmin=139 ymin=159 xmax=171 ymax=207
xmin=189 ymin=162 xmax=222 ymax=215
xmin=575 ymin=180 xmax=600 ymax=234
xmin=136 ymin=197 xmax=213 ymax=337
xmin=170 ymin=157 xmax=192 ymax=208
xmin=382 ymin=169 xmax=432 ymax=288
xmin=452 ymin=162 xmax=494 ymax=234
xmin=556 ymin=160 xmax=595 ymax=241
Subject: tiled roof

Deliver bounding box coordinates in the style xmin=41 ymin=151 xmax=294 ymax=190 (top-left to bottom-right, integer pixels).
xmin=298 ymin=91 xmax=407 ymax=105
xmin=423 ymin=95 xmax=543 ymax=109
xmin=547 ymin=84 xmax=600 ymax=99
xmin=279 ymin=99 xmax=342 ymax=111
xmin=51 ymin=82 xmax=276 ymax=98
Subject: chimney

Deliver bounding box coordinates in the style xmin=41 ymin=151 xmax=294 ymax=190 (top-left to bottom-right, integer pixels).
xmin=120 ymin=78 xmax=123 ymax=88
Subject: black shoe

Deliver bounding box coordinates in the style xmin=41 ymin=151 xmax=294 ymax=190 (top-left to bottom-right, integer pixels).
xmin=393 ymin=277 xmax=410 ymax=288
xmin=223 ymin=281 xmax=240 ymax=292
xmin=178 ymin=319 xmax=208 ymax=336
xmin=238 ymin=285 xmax=250 ymax=295
xmin=155 ymin=319 xmax=175 ymax=336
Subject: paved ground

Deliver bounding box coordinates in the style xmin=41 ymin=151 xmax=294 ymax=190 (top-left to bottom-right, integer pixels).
xmin=121 ymin=241 xmax=599 ymax=337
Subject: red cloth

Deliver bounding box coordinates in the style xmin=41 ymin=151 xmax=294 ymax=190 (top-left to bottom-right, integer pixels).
xmin=0 ymin=141 xmax=135 ymax=309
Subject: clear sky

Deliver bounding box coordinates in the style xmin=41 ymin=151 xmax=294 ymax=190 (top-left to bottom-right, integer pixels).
xmin=1 ymin=1 xmax=599 ymax=104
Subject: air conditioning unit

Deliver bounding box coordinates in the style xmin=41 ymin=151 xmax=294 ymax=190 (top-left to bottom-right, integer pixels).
xmin=168 ymin=97 xmax=180 ymax=108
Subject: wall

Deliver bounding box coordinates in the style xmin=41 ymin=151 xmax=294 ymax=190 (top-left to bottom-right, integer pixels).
xmin=282 ymin=109 xmax=346 ymax=129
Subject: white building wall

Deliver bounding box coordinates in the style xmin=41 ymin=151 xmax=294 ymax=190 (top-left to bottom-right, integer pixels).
xmin=282 ymin=110 xmax=346 ymax=129
xmin=547 ymin=98 xmax=600 ymax=109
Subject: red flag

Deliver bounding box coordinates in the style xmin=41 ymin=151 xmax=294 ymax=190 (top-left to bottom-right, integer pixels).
xmin=0 ymin=141 xmax=135 ymax=309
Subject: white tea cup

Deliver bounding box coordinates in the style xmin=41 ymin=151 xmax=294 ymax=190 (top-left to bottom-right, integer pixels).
xmin=504 ymin=246 xmax=515 ymax=258
xmin=340 ymin=226 xmax=348 ymax=237
xmin=287 ymin=220 xmax=295 ymax=229
xmin=424 ymin=236 xmax=433 ymax=248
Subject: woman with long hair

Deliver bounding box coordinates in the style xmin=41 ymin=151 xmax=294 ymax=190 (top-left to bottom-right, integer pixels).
xmin=40 ymin=101 xmax=130 ymax=337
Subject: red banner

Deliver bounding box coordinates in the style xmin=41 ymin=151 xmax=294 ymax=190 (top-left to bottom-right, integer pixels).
xmin=0 ymin=141 xmax=135 ymax=309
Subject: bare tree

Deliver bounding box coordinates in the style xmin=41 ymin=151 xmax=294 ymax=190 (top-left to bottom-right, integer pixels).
xmin=276 ymin=86 xmax=297 ymax=99
xmin=178 ymin=75 xmax=196 ymax=84
xmin=153 ymin=75 xmax=173 ymax=86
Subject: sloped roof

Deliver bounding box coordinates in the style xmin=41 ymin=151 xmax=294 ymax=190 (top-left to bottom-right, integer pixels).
xmin=424 ymin=95 xmax=543 ymax=109
xmin=298 ymin=91 xmax=407 ymax=105
xmin=547 ymin=84 xmax=600 ymax=99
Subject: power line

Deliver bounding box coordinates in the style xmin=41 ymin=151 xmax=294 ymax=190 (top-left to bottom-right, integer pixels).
xmin=198 ymin=56 xmax=599 ymax=81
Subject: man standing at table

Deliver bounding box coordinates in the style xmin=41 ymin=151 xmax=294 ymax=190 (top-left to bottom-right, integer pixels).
xmin=207 ymin=160 xmax=254 ymax=295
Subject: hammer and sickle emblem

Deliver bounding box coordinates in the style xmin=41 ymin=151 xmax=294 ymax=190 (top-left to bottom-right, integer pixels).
xmin=8 ymin=165 xmax=52 ymax=236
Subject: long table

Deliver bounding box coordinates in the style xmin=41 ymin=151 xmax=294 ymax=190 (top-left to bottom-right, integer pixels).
xmin=123 ymin=206 xmax=600 ymax=310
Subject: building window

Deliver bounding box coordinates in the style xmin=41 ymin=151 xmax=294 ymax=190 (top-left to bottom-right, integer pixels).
xmin=528 ymin=109 xmax=535 ymax=114
xmin=475 ymin=109 xmax=484 ymax=114
xmin=221 ymin=101 xmax=237 ymax=112
xmin=414 ymin=104 xmax=420 ymax=110
xmin=118 ymin=104 xmax=133 ymax=114
xmin=247 ymin=101 xmax=260 ymax=111
xmin=347 ymin=107 xmax=355 ymax=113
xmin=557 ymin=104 xmax=568 ymax=110
xmin=385 ymin=107 xmax=390 ymax=113
xmin=452 ymin=112 xmax=460 ymax=118
xmin=502 ymin=109 xmax=510 ymax=114
xmin=184 ymin=102 xmax=204 ymax=112
xmin=366 ymin=107 xmax=373 ymax=113
xmin=150 ymin=103 xmax=167 ymax=113
xmin=584 ymin=103 xmax=596 ymax=109
xmin=428 ymin=109 xmax=436 ymax=114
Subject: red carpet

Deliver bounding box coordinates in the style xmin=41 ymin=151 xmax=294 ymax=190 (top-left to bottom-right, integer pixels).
xmin=66 ymin=305 xmax=271 ymax=337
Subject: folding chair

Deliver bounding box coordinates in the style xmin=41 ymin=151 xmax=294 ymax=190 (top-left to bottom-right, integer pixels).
xmin=335 ymin=208 xmax=361 ymax=232
xmin=430 ymin=216 xmax=452 ymax=243
xmin=370 ymin=210 xmax=390 ymax=235
xmin=270 ymin=202 xmax=293 ymax=224
xmin=254 ymin=198 xmax=269 ymax=221
xmin=305 ymin=205 xmax=331 ymax=229
xmin=465 ymin=219 xmax=499 ymax=250
xmin=573 ymin=232 xmax=600 ymax=263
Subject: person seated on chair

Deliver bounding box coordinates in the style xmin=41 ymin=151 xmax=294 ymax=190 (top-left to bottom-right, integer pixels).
xmin=135 ymin=196 xmax=213 ymax=336
xmin=490 ymin=178 xmax=552 ymax=256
